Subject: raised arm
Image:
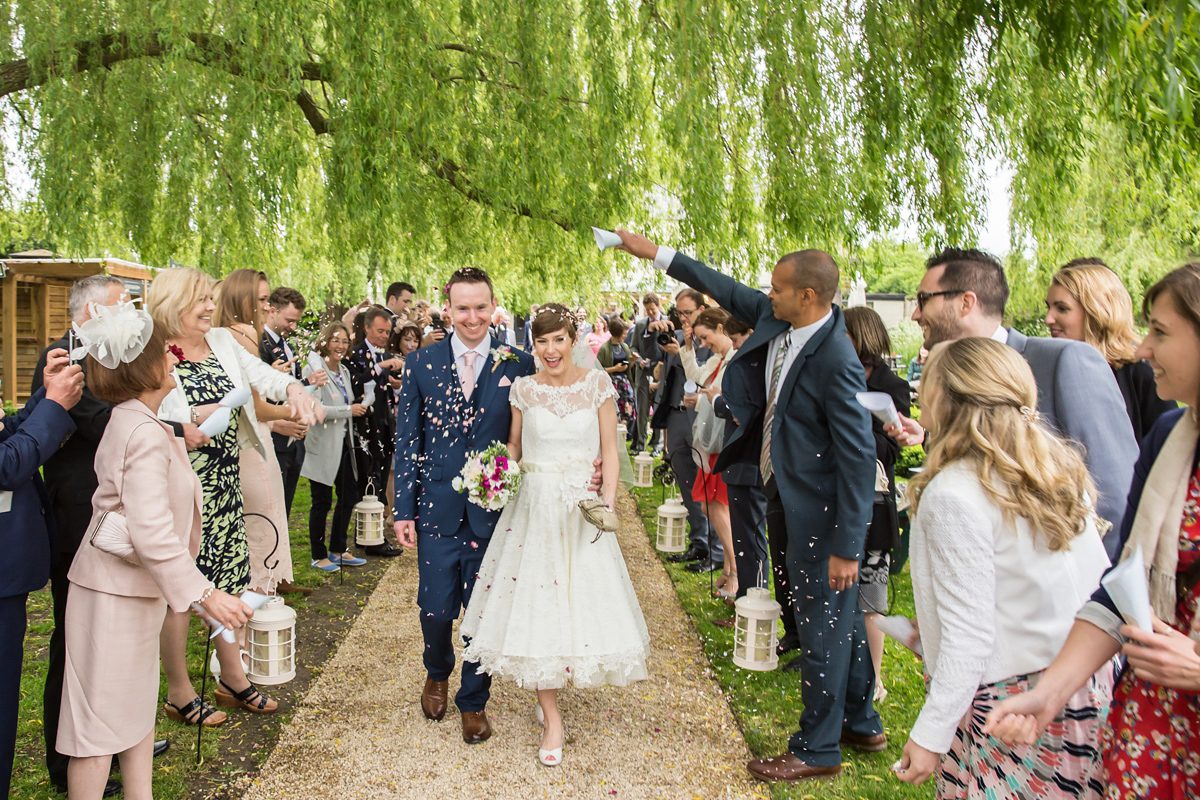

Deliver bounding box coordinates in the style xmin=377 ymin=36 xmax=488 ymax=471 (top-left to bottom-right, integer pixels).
xmin=614 ymin=230 xmax=773 ymax=326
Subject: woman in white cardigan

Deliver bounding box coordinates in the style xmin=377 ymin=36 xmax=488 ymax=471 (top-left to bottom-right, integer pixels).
xmin=301 ymin=323 xmax=368 ymax=571
xmin=680 ymin=308 xmax=737 ymax=598
xmin=895 ymin=337 xmax=1112 ymax=798
xmin=147 ymin=267 xmax=317 ymax=725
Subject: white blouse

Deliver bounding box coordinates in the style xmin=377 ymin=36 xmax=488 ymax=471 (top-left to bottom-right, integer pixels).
xmin=907 ymin=460 xmax=1109 ymax=753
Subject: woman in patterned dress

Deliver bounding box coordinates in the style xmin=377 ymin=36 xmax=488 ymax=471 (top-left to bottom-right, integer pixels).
xmin=147 ymin=267 xmax=317 ymax=726
xmin=896 ymin=338 xmax=1112 ymax=798
xmin=987 ymin=264 xmax=1200 ymax=799
xmin=597 ymin=317 xmax=637 ymax=437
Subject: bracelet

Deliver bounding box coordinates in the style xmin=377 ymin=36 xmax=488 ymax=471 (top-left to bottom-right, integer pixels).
xmin=190 ymin=407 xmax=199 ymax=425
xmin=197 ymin=586 xmax=215 ymax=607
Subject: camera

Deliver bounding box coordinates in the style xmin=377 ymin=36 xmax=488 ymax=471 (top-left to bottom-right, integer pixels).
xmin=654 ymin=306 xmax=683 ymax=347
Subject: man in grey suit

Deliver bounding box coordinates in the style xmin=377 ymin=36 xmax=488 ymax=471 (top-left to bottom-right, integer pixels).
xmin=895 ymin=247 xmax=1137 ymax=556
xmin=616 ymin=230 xmax=883 ymax=783
xmin=631 ymin=293 xmax=667 ymax=453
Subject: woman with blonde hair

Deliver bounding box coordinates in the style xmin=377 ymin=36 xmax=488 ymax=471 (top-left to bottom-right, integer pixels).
xmin=894 ymin=337 xmax=1112 ymax=797
xmin=213 ymin=269 xmax=297 ymax=594
xmin=147 ymin=266 xmax=316 ymax=725
xmin=1046 ymin=258 xmax=1175 ymax=440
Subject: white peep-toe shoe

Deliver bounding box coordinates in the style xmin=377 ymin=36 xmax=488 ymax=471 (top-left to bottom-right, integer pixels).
xmin=538 ymin=745 xmax=563 ymax=767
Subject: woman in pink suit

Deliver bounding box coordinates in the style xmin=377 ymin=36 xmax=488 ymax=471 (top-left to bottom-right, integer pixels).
xmin=59 ymin=304 xmax=252 ymax=800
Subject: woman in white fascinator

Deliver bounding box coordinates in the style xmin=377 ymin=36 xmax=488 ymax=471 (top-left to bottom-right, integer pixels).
xmin=59 ymin=301 xmax=253 ymax=800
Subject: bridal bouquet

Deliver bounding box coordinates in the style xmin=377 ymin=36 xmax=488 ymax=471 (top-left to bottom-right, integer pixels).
xmin=453 ymin=442 xmax=522 ymax=510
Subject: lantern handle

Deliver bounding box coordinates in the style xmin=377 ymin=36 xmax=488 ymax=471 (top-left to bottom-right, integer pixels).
xmin=364 ymin=477 xmax=376 ymax=498
xmin=244 ymin=512 xmax=282 ymax=575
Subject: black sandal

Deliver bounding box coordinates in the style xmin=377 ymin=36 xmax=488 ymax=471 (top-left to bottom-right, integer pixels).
xmin=213 ymin=680 xmax=278 ymax=714
xmin=163 ymin=696 xmax=226 ymax=727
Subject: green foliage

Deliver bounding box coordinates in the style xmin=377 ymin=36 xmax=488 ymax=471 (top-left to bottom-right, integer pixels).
xmin=4 ymin=1 xmax=1200 ymax=301
xmin=896 ymin=445 xmax=926 ymax=476
xmin=888 ymin=319 xmax=924 ymax=364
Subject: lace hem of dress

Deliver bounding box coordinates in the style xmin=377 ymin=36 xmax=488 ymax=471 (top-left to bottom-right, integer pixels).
xmin=462 ymin=644 xmax=649 ymax=690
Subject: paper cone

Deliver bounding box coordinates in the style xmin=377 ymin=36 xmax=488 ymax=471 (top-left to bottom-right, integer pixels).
xmin=592 ymin=226 xmax=623 ymax=251
xmin=199 ymin=405 xmax=232 ymax=437
xmin=220 ymin=387 xmax=252 ymax=409
xmin=856 ymin=391 xmax=901 ymax=429
xmin=1100 ymin=545 xmax=1153 ymax=630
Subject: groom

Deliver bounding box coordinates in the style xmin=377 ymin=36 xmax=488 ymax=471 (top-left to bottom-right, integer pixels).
xmin=393 ymin=268 xmax=535 ymax=743
xmin=393 ymin=267 xmax=537 ymax=743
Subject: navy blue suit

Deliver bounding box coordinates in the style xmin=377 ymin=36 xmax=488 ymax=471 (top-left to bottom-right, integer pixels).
xmin=666 ymin=251 xmax=881 ymax=765
xmin=394 ymin=335 xmax=535 ymax=711
xmin=0 ymin=388 xmax=75 ymax=798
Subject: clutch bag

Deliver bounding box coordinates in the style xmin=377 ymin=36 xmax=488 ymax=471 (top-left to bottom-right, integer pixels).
xmin=578 ymin=498 xmax=618 ymax=543
xmin=87 ymin=510 xmax=143 ymax=566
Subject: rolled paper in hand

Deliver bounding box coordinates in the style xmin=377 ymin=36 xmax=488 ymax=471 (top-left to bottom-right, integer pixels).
xmin=362 ymin=381 xmax=376 ymax=408
xmin=856 ymin=391 xmax=902 ymax=430
xmin=307 ymin=351 xmax=325 ymax=375
xmin=219 ymin=387 xmax=252 ymax=409
xmin=876 ymin=614 xmax=923 ymax=656
xmin=207 ymin=590 xmax=271 ymax=642
xmin=1100 ymin=545 xmax=1153 ymax=631
xmin=592 ymin=226 xmax=623 ymax=251
xmin=198 ymin=405 xmax=232 ymax=437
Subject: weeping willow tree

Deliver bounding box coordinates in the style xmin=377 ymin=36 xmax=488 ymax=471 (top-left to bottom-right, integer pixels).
xmin=3 ymin=0 xmax=1200 ymax=300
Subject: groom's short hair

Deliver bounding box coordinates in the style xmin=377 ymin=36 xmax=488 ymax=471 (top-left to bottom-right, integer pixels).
xmin=445 ymin=267 xmax=494 ymax=300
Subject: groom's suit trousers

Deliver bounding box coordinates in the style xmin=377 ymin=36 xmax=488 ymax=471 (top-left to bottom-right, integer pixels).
xmin=416 ymin=518 xmax=491 ymax=712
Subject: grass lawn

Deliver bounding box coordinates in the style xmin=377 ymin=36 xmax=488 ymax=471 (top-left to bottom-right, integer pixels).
xmin=11 ymin=480 xmax=389 ymax=800
xmin=629 ymin=480 xmax=935 ymax=800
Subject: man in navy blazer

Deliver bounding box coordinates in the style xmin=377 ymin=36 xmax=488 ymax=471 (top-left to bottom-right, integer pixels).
xmin=393 ymin=268 xmax=536 ymax=745
xmin=616 ymin=231 xmax=883 ymax=783
xmin=894 ymin=248 xmax=1138 ymax=558
xmin=0 ymin=350 xmax=81 ymax=799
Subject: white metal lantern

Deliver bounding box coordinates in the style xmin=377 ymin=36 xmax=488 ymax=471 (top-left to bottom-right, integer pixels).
xmin=246 ymin=596 xmax=297 ymax=685
xmin=655 ymin=495 xmax=688 ymax=553
xmin=732 ymin=587 xmax=782 ymax=671
xmin=354 ymin=492 xmax=386 ymax=547
xmin=633 ymin=452 xmax=655 ymax=487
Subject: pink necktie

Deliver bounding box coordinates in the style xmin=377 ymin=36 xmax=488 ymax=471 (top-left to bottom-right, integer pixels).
xmin=460 ymin=350 xmax=478 ymax=399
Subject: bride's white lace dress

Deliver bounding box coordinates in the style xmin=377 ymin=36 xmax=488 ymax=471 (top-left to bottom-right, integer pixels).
xmin=460 ymin=369 xmax=650 ymax=689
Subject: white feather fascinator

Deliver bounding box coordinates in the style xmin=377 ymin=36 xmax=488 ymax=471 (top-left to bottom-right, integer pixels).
xmin=70 ymin=300 xmax=155 ymax=369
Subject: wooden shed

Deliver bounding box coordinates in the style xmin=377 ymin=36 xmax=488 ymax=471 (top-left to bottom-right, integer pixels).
xmin=0 ymin=254 xmax=157 ymax=406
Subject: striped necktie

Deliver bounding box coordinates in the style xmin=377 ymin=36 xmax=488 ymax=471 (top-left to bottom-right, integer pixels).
xmin=760 ymin=339 xmax=788 ymax=484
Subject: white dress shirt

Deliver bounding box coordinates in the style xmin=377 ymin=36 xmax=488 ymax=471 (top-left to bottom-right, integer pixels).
xmin=766 ymin=311 xmax=832 ymax=404
xmin=451 ymin=333 xmax=492 ymax=392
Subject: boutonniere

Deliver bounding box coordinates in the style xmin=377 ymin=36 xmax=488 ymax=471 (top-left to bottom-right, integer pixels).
xmin=489 ymin=346 xmax=519 ymax=372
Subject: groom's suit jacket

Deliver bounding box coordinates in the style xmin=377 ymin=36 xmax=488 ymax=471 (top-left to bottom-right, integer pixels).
xmin=393 ymin=335 xmax=536 ymax=538
xmin=666 ymin=252 xmax=875 ymax=563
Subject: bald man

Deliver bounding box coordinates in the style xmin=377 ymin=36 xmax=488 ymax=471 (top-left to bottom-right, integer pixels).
xmin=616 ymin=232 xmax=882 ymax=784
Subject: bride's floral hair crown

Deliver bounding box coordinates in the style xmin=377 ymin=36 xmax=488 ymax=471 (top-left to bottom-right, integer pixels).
xmin=531 ymin=303 xmax=577 ymax=340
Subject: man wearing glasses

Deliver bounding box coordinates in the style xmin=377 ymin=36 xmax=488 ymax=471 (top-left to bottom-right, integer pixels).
xmin=895 ymin=248 xmax=1136 ymax=556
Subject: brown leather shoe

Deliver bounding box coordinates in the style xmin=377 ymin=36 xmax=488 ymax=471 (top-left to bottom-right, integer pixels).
xmin=461 ymin=710 xmax=492 ymax=744
xmin=840 ymin=729 xmax=888 ymax=752
xmin=276 ymin=580 xmax=313 ymax=596
xmin=712 ymin=615 xmax=736 ymax=628
xmin=746 ymin=753 xmax=841 ymax=782
xmin=421 ymin=678 xmax=448 ymax=721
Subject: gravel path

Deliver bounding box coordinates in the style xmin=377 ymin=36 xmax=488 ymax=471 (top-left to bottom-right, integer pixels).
xmin=239 ymin=491 xmax=767 ymax=799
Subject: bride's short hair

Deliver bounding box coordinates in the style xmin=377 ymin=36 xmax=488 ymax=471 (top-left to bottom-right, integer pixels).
xmin=531 ymin=303 xmax=577 ymax=340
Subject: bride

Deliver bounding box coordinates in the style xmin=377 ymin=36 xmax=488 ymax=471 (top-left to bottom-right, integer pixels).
xmin=460 ymin=303 xmax=650 ymax=767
